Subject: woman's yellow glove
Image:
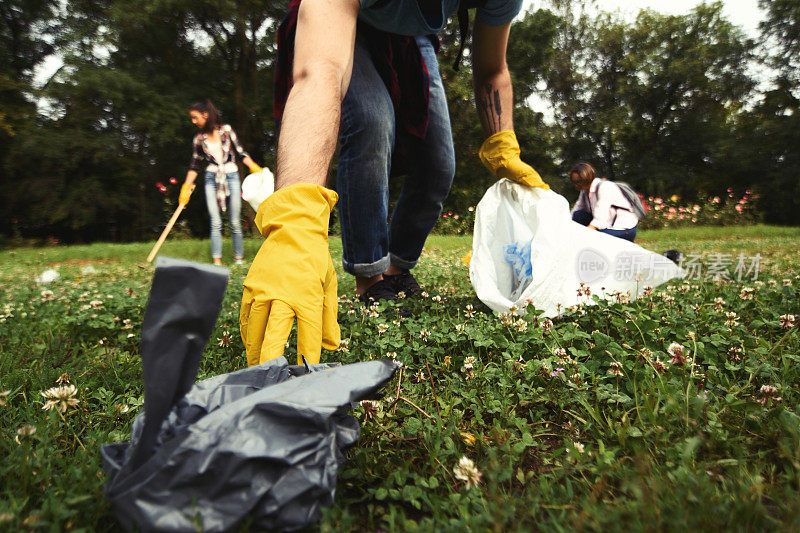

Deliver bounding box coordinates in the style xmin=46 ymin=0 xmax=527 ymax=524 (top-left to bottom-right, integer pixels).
xmin=179 ymin=183 xmax=194 ymax=206
xmin=247 ymin=162 xmax=263 ymax=174
xmin=478 ymin=130 xmax=550 ymax=190
xmin=240 ymin=183 xmax=341 ymax=366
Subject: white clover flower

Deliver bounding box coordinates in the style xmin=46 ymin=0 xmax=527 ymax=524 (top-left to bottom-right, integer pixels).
xmin=455 ymin=323 xmax=465 ymax=332
xmin=667 ymin=343 xmax=686 ymax=366
xmin=419 ymin=329 xmax=431 ymax=341
xmin=758 ymin=385 xmax=781 ymax=406
xmin=713 ymin=297 xmax=726 ymax=309
xmin=453 ymin=456 xmax=482 ymax=489
xmin=540 ymin=319 xmax=554 ymax=333
xmin=461 ymin=356 xmax=476 ymax=374
xmin=218 ymin=330 xmax=232 ymax=347
xmin=725 ymin=311 xmax=739 ymax=328
xmin=14 ymin=424 xmax=37 ymax=445
xmin=431 ymin=295 xmax=442 ymax=302
xmin=572 ymin=441 xmax=585 ymax=454
xmin=613 ymin=290 xmax=630 ymax=304
xmin=608 ymin=361 xmax=623 ymax=377
xmin=780 ymin=314 xmax=795 ymax=329
xmin=360 ymin=400 xmax=380 ymax=420
xmin=739 ymin=287 xmax=755 ymax=300
xmin=377 ymin=323 xmax=389 ymax=334
xmin=41 ymin=384 xmax=80 ymax=413
xmin=464 ymin=304 xmax=475 ymax=318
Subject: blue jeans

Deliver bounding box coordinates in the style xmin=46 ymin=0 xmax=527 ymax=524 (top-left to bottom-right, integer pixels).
xmin=337 ymin=34 xmax=456 ymax=277
xmin=204 ymin=171 xmax=244 ymax=259
xmin=572 ymin=209 xmax=637 ymax=242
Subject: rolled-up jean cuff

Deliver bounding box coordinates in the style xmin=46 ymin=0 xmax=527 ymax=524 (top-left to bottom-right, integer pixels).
xmin=342 ymin=255 xmax=390 ymax=277
xmin=389 ymin=253 xmax=417 ymax=271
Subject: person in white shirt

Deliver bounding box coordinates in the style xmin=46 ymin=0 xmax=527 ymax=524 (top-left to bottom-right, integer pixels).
xmin=180 ymin=99 xmax=263 ymax=265
xmin=570 ymin=162 xmax=638 ymax=242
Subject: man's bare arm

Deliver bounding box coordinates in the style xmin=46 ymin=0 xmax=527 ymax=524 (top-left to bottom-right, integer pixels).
xmin=275 ymin=0 xmax=359 ymax=189
xmin=472 ymin=21 xmax=513 ymax=135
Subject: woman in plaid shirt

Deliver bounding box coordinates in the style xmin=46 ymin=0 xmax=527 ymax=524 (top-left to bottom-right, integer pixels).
xmin=179 ymin=100 xmax=263 ymax=265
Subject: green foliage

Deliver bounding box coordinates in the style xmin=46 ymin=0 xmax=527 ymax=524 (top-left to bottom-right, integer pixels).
xmin=2 ymin=0 xmax=800 ymax=247
xmin=2 ymin=228 xmax=800 ymax=529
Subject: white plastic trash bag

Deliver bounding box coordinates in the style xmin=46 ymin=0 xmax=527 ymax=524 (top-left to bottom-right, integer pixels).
xmin=470 ymin=179 xmax=684 ymax=317
xmin=241 ymin=167 xmax=275 ymax=212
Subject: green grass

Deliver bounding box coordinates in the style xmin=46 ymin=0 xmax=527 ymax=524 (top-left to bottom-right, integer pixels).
xmin=1 ymin=225 xmax=800 ymax=531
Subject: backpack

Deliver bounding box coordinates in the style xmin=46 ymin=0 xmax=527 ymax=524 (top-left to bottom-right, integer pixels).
xmin=605 ymin=180 xmax=647 ymax=221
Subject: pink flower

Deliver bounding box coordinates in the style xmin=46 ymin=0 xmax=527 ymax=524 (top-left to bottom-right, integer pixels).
xmin=713 ymin=197 xmax=721 ymax=204
xmin=735 ymin=205 xmax=743 ymax=213
xmin=156 ymin=182 xmax=167 ymax=193
xmin=169 ymin=177 xmax=178 ymax=184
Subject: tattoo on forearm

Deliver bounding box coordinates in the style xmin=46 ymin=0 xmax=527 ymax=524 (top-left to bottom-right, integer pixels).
xmin=482 ymin=84 xmax=502 ymax=132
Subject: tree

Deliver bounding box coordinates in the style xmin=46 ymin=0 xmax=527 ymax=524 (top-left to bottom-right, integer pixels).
xmin=748 ymin=0 xmax=800 ymax=224
xmin=4 ymin=0 xmax=284 ymax=242
xmin=0 ymin=0 xmax=59 ymax=238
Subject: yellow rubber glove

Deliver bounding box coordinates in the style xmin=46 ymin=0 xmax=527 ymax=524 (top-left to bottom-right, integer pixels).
xmin=179 ymin=183 xmax=194 ymax=206
xmin=478 ymin=130 xmax=550 ymax=190
xmin=247 ymin=162 xmax=263 ymax=174
xmin=240 ymin=183 xmax=341 ymax=366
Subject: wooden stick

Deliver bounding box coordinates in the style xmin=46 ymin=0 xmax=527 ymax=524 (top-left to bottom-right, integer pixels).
xmin=147 ymin=190 xmax=192 ymax=263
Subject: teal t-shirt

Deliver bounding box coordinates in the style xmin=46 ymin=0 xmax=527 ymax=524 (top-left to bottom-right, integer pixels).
xmin=358 ymin=0 xmax=523 ymax=36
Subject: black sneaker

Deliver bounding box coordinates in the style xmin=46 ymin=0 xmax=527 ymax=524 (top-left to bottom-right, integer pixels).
xmin=663 ymin=249 xmax=684 ymax=265
xmin=357 ymin=279 xmax=398 ymax=304
xmin=383 ymin=271 xmax=422 ymax=297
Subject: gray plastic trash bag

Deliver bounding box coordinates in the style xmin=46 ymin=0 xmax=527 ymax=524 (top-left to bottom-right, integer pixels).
xmin=101 ymin=257 xmax=397 ymax=532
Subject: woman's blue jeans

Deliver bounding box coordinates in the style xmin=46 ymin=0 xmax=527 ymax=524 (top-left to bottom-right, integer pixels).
xmin=204 ymin=171 xmax=244 ymax=259
xmin=572 ymin=209 xmax=637 ymax=242
xmin=336 ymin=34 xmax=456 ymax=277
